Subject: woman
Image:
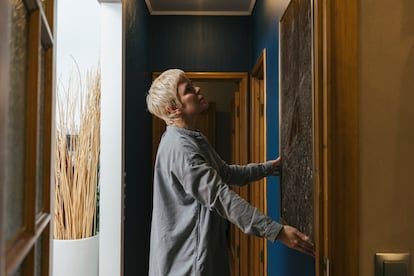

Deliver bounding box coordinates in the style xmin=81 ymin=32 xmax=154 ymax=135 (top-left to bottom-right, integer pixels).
xmin=146 ymin=69 xmax=314 ymax=276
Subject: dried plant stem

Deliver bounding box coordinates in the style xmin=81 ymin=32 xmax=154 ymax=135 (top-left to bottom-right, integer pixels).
xmin=54 ymin=66 xmax=100 ymax=240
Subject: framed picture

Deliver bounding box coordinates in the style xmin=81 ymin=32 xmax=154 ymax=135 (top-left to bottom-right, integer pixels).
xmin=279 ymin=0 xmax=315 ymax=241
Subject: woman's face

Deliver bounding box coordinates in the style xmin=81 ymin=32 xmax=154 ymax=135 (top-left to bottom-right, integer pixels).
xmin=176 ymin=77 xmax=209 ymax=117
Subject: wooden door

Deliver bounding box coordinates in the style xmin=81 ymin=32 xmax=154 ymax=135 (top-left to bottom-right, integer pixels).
xmin=150 ymin=72 xmax=250 ymax=276
xmin=1 ymin=0 xmax=55 ymax=275
xmin=229 ymin=78 xmax=266 ymax=276
xmin=249 ymin=77 xmax=266 ymax=276
xmin=248 ymin=50 xmax=267 ymax=276
xmin=313 ymin=0 xmax=359 ymax=275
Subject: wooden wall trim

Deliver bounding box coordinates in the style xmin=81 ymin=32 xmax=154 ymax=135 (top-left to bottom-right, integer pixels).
xmin=25 ymin=9 xmax=41 ymax=234
xmin=329 ymin=0 xmax=359 ymax=274
xmin=313 ymin=0 xmax=326 ymax=274
xmin=42 ymin=47 xmax=53 ymax=215
xmin=314 ymin=0 xmax=359 ymax=275
xmin=251 ymin=49 xmax=267 ymax=276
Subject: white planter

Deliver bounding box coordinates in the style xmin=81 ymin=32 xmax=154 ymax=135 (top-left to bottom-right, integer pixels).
xmin=53 ymin=234 xmax=99 ymax=276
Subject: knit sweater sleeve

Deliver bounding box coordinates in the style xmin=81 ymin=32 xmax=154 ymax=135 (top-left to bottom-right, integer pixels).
xmin=178 ymin=152 xmax=283 ymax=242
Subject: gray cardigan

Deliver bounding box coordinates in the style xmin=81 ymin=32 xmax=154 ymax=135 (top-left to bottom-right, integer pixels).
xmin=149 ymin=126 xmax=283 ymax=276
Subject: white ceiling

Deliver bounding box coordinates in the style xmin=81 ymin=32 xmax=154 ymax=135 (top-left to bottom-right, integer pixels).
xmin=145 ymin=0 xmax=257 ymax=16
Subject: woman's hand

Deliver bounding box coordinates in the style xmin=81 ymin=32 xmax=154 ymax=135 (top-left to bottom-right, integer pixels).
xmin=277 ymin=225 xmax=315 ymax=257
xmin=269 ymin=156 xmax=281 ymax=176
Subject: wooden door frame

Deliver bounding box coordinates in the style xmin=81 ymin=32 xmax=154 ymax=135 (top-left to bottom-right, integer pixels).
xmin=250 ymin=50 xmax=267 ymax=276
xmin=1 ymin=0 xmax=55 ymax=274
xmin=184 ymin=72 xmax=250 ymax=276
xmin=313 ymin=0 xmax=359 ymax=275
xmin=151 ymin=71 xmax=249 ymax=275
xmin=230 ymin=91 xmax=241 ymax=276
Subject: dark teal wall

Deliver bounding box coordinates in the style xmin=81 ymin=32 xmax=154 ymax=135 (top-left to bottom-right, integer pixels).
xmin=252 ymin=0 xmax=315 ymax=275
xmin=124 ymin=1 xmax=152 ymax=275
xmin=150 ymin=16 xmax=252 ymax=71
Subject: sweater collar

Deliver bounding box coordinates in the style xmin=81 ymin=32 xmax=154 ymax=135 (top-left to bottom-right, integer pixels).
xmin=167 ymin=125 xmax=202 ymax=137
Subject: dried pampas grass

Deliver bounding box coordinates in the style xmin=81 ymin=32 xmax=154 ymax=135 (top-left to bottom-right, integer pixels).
xmin=54 ymin=64 xmax=100 ymax=240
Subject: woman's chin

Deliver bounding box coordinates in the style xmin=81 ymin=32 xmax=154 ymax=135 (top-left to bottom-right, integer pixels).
xmin=202 ymin=101 xmax=209 ymax=110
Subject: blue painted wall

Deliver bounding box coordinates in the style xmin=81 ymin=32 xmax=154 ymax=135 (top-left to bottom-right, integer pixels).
xmin=150 ymin=16 xmax=252 ymax=72
xmin=252 ymin=0 xmax=315 ymax=275
xmin=124 ymin=1 xmax=152 ymax=275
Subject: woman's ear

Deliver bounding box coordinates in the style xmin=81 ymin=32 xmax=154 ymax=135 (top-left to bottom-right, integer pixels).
xmin=166 ymin=105 xmax=181 ymax=115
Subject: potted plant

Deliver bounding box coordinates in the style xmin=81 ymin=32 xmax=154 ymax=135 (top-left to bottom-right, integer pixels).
xmin=53 ymin=64 xmax=100 ymax=276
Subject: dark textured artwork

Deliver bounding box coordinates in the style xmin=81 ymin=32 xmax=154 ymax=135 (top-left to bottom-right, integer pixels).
xmin=279 ymin=0 xmax=314 ymax=241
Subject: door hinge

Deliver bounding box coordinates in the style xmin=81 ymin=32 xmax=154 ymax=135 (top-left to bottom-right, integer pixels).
xmin=324 ymin=256 xmax=330 ymax=276
xmin=237 ymin=106 xmax=240 ymax=118
xmin=260 ymin=103 xmax=264 ymax=116
xmin=260 ymin=250 xmax=264 ymax=263
xmin=237 ymin=245 xmax=240 ymax=258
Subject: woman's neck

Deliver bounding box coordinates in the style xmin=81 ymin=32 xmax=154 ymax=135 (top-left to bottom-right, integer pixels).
xmin=170 ymin=117 xmax=197 ymax=130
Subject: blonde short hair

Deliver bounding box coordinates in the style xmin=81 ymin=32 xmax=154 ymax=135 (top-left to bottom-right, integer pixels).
xmin=146 ymin=69 xmax=186 ymax=124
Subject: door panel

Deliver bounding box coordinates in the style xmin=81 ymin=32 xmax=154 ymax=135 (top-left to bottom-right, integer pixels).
xmin=313 ymin=0 xmax=359 ymax=274
xmin=1 ymin=0 xmax=55 ymax=275
xmin=6 ymin=0 xmax=30 ymax=244
xmin=150 ymin=72 xmax=249 ymax=276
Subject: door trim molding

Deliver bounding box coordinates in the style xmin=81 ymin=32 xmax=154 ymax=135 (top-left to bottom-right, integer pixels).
xmin=151 ymin=71 xmax=249 ymax=275
xmin=314 ymin=0 xmax=359 ymax=275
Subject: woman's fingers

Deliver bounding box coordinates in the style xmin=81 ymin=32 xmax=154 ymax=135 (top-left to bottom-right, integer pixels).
xmin=278 ymin=225 xmax=315 ymax=257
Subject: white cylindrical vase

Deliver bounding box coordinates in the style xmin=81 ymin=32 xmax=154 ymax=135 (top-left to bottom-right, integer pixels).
xmin=53 ymin=234 xmax=99 ymax=276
